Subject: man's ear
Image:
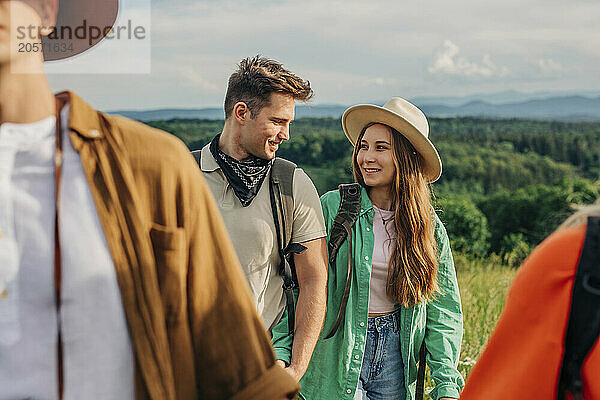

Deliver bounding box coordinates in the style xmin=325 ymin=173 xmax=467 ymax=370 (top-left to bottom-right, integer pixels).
xmin=39 ymin=0 xmax=59 ymax=36
xmin=233 ymin=102 xmax=251 ymax=125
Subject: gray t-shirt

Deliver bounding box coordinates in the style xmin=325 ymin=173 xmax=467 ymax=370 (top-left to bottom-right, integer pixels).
xmin=200 ymin=144 xmax=326 ymax=330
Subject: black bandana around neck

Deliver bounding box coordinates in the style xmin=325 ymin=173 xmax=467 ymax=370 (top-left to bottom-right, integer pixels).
xmin=210 ymin=134 xmax=272 ymax=207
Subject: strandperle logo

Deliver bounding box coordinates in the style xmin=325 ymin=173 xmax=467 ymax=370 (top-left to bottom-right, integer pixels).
xmin=17 ymin=19 xmax=147 ymax=46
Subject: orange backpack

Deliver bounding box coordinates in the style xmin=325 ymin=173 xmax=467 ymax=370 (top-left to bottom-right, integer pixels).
xmin=461 ymin=218 xmax=600 ymax=400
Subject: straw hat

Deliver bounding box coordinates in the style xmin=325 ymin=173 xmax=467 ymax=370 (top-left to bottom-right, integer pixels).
xmin=342 ymin=97 xmax=442 ymax=182
xmin=40 ymin=0 xmax=119 ymax=61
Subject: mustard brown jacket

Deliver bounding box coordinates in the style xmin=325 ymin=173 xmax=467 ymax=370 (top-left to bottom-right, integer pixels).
xmin=60 ymin=92 xmax=299 ymax=400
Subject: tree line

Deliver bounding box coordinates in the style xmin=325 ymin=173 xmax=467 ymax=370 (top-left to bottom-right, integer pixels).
xmin=148 ymin=116 xmax=600 ymax=266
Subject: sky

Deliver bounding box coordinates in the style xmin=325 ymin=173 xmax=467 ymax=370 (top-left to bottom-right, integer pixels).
xmin=46 ymin=0 xmax=600 ymax=111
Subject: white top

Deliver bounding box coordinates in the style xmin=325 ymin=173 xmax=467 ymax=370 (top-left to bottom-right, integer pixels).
xmin=368 ymin=205 xmax=398 ymax=314
xmin=0 ymin=108 xmax=134 ymax=400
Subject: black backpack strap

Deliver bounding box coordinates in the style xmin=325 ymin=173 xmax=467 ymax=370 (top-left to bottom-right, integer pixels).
xmin=327 ymin=183 xmax=361 ymax=264
xmin=324 ymin=183 xmax=361 ymax=339
xmin=416 ymin=341 xmax=427 ymax=400
xmin=557 ymin=216 xmax=600 ymax=400
xmin=270 ymin=158 xmax=306 ymax=334
xmin=191 ymin=149 xmax=202 ymax=167
xmin=271 ymin=158 xmax=295 ymax=246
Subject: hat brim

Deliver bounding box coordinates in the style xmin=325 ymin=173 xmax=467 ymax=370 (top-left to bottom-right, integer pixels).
xmin=342 ymin=104 xmax=442 ymax=183
xmin=42 ymin=0 xmax=119 ymax=61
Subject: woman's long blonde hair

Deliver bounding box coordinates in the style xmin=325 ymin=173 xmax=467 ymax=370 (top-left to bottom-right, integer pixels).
xmin=353 ymin=123 xmax=438 ymax=307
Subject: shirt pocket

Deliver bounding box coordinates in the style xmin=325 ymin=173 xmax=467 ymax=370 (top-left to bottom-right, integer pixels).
xmin=149 ymin=223 xmax=186 ymax=326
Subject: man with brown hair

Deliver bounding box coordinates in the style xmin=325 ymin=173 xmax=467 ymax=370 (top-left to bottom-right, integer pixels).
xmin=196 ymin=56 xmax=328 ymax=382
xmin=0 ymin=2 xmax=298 ymax=399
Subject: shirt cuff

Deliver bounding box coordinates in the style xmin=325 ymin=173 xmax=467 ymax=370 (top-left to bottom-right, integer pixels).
xmin=274 ymin=347 xmax=292 ymax=366
xmin=230 ymin=364 xmax=299 ymax=400
xmin=292 ymin=229 xmax=327 ymax=244
xmin=429 ymin=383 xmax=461 ymax=400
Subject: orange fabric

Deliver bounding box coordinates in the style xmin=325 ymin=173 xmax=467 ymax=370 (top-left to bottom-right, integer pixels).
xmin=461 ymin=223 xmax=600 ymax=400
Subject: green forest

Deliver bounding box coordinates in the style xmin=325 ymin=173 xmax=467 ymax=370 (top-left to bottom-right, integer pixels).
xmin=148 ymin=117 xmax=600 ymax=266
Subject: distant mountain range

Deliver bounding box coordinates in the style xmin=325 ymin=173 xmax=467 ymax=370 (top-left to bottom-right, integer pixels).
xmin=410 ymin=89 xmax=600 ymax=107
xmin=419 ymin=96 xmax=600 ymax=121
xmin=109 ymin=92 xmax=600 ymax=122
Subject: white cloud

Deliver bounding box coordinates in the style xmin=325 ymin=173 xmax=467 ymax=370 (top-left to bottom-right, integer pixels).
xmin=428 ymin=40 xmax=509 ymax=78
xmin=176 ymin=65 xmax=220 ymax=91
xmin=48 ymin=0 xmax=600 ymax=108
xmin=369 ymin=77 xmax=391 ymax=86
xmin=538 ymin=58 xmax=563 ymax=74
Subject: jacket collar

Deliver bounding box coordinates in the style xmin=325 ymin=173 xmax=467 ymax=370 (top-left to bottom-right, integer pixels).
xmin=56 ymin=90 xmax=105 ymax=140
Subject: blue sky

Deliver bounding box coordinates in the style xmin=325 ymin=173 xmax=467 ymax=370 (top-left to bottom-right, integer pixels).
xmin=47 ymin=0 xmax=600 ymax=110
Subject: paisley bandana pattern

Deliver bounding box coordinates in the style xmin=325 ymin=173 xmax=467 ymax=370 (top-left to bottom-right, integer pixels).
xmin=209 ymin=134 xmax=272 ymax=207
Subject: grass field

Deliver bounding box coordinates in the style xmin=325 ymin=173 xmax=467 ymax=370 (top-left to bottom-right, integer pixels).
xmin=424 ymin=253 xmax=518 ymax=399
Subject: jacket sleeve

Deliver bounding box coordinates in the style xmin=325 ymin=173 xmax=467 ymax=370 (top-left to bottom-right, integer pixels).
xmin=425 ymin=215 xmax=465 ymax=400
xmin=182 ymin=154 xmax=299 ymax=400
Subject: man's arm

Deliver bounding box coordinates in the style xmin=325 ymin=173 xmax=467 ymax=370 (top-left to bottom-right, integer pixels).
xmin=282 ymin=236 xmax=328 ymax=381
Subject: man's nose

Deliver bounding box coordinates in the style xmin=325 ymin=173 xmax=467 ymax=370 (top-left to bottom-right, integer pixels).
xmin=278 ymin=125 xmax=290 ymax=141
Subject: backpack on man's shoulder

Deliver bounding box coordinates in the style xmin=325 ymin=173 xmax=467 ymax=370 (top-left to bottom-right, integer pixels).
xmin=192 ymin=150 xmax=305 ymax=332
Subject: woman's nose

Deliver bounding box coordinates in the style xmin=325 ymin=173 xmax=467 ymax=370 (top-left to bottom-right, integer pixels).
xmin=364 ymin=150 xmax=376 ymax=162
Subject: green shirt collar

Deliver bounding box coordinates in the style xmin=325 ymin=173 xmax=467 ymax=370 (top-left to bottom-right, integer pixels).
xmin=359 ymin=186 xmax=374 ymax=217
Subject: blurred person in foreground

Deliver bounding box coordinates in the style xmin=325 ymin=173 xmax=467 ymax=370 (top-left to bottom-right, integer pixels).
xmin=0 ymin=1 xmax=298 ymax=399
xmin=461 ymin=204 xmax=600 ymax=400
xmin=299 ymin=98 xmax=464 ymax=400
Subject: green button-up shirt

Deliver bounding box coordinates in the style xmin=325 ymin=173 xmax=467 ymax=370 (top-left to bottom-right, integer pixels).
xmin=295 ymin=187 xmax=464 ymax=400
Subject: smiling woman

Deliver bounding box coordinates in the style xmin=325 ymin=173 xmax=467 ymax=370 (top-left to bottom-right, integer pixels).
xmin=300 ymin=97 xmax=463 ymax=400
xmin=356 ymin=123 xmax=396 ymax=199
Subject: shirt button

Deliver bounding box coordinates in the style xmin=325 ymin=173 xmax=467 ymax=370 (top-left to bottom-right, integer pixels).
xmin=347 ymin=389 xmax=352 ymax=394
xmin=88 ymin=129 xmax=101 ymax=138
xmin=354 ymin=355 xmax=360 ymax=359
xmin=360 ymin=322 xmax=365 ymax=327
xmin=366 ymin=227 xmax=370 ymax=231
xmin=360 ymin=209 xmax=364 ymax=213
xmin=364 ymin=256 xmax=369 ymax=261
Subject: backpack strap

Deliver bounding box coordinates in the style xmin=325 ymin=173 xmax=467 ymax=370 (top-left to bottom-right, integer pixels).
xmin=270 ymin=158 xmax=306 ymax=334
xmin=327 ymin=183 xmax=361 ymax=264
xmin=416 ymin=342 xmax=427 ymax=400
xmin=324 ymin=183 xmax=361 ymax=339
xmin=271 ymin=158 xmax=296 ymax=248
xmin=557 ymin=216 xmax=600 ymax=400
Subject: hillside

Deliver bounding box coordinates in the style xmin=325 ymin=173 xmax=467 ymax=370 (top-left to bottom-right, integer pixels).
xmin=148 ymin=116 xmax=600 ymax=265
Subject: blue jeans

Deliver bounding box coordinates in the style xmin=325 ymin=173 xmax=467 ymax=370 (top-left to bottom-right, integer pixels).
xmin=355 ymin=309 xmax=406 ymax=400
